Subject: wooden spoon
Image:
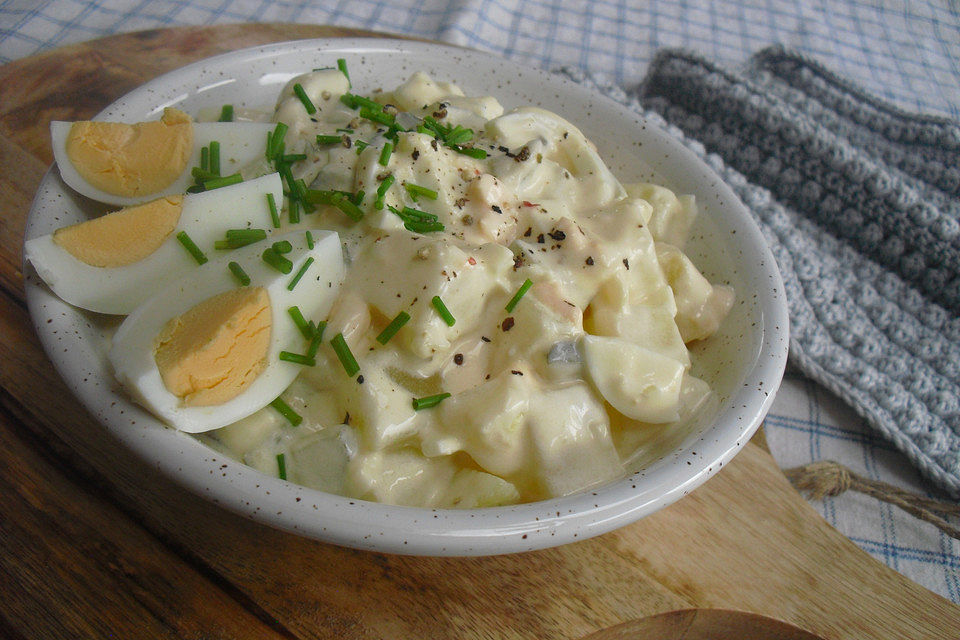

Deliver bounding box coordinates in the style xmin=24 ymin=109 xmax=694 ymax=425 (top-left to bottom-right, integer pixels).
xmin=580 ymin=608 xmax=827 ymax=640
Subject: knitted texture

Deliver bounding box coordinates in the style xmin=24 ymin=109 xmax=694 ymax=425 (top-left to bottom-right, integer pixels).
xmin=562 ymin=46 xmax=960 ymax=497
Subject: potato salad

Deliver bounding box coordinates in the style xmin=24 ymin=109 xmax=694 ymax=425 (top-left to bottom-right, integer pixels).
xmin=27 ymin=61 xmax=734 ymax=508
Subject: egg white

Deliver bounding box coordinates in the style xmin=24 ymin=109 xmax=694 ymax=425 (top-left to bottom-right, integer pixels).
xmin=24 ymin=173 xmax=284 ymax=315
xmin=50 ymin=120 xmax=276 ymax=207
xmin=108 ymin=229 xmax=345 ymax=433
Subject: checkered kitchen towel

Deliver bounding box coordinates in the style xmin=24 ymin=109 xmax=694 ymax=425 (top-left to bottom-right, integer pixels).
xmin=566 ymin=46 xmax=960 ymax=497
xmin=3 ymin=0 xmax=959 ymax=602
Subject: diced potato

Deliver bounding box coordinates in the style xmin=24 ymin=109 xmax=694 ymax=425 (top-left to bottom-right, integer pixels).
xmin=378 ymin=71 xmax=466 ymax=112
xmin=287 ymin=427 xmax=355 ymax=493
xmin=656 ymin=243 xmax=734 ymax=342
xmin=345 ymin=448 xmax=457 ymax=507
xmin=580 ymin=334 xmax=686 ymax=423
xmin=524 ymin=383 xmax=622 ymax=497
xmin=485 ymin=107 xmax=626 ymax=208
xmin=331 ymin=350 xmax=419 ymax=450
xmin=440 ymin=469 xmax=521 ymax=508
xmin=345 ymin=234 xmax=514 ymax=359
xmin=625 ymin=183 xmax=698 ymax=248
xmin=584 ymin=302 xmax=690 ymax=367
xmin=435 ymin=370 xmax=533 ymax=477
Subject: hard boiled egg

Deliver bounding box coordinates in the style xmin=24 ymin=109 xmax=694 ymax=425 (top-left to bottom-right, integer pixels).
xmin=580 ymin=334 xmax=686 ymax=424
xmin=50 ymin=108 xmax=275 ymax=206
xmin=109 ymin=229 xmax=345 ymax=433
xmin=24 ymin=173 xmax=283 ymax=315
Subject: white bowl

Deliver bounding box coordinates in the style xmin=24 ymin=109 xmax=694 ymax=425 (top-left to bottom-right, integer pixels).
xmin=23 ymin=38 xmax=788 ymax=555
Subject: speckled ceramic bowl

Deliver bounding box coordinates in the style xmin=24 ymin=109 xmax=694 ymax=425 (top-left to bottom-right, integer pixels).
xmin=23 ymin=39 xmax=788 ymax=555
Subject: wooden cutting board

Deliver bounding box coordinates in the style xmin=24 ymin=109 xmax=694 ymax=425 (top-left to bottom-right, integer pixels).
xmin=1 ymin=24 xmax=958 ymax=640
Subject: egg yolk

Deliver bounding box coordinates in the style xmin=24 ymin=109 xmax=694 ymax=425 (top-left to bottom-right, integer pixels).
xmin=154 ymin=287 xmax=272 ymax=407
xmin=52 ymin=195 xmax=183 ymax=268
xmin=65 ymin=107 xmax=193 ymax=198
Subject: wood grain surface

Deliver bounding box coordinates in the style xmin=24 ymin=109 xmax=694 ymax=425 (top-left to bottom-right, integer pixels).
xmin=1 ymin=24 xmax=959 ymax=640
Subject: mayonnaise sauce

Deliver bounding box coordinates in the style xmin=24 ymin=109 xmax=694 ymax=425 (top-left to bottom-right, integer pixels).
xmin=202 ymin=70 xmax=734 ymax=507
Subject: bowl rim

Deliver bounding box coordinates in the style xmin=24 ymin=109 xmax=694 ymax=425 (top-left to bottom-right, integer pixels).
xmin=23 ymin=37 xmax=789 ymax=556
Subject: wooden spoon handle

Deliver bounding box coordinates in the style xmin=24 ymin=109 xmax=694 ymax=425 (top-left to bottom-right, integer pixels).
xmin=579 ymin=608 xmax=826 ymax=640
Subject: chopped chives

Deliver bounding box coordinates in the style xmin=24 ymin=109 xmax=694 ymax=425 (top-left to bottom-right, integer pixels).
xmin=350 ymin=189 xmax=365 ymax=206
xmin=218 ymin=104 xmax=233 ymax=122
xmin=281 ymin=153 xmax=308 ymax=163
xmin=209 ymin=141 xmax=221 ymax=176
xmin=293 ymin=83 xmax=317 ymax=114
xmin=305 ymin=189 xmax=363 ymax=221
xmin=176 ymin=231 xmax=207 ymax=265
xmin=378 ymin=141 xmax=393 ymax=167
xmin=335 ymin=127 xmax=354 ymax=134
xmin=276 ymin=453 xmax=287 ymax=479
xmin=226 ymin=228 xmax=266 ymax=240
xmin=200 ymin=146 xmax=210 ymax=171
xmin=421 ymin=116 xmax=445 ymax=138
xmin=289 ymin=199 xmax=300 ymax=224
xmin=353 ymin=140 xmax=369 ymax=154
xmin=287 ymin=257 xmax=314 ymax=291
xmin=376 ymin=311 xmax=410 ymax=345
xmin=401 ymin=206 xmax=438 ymax=221
xmin=306 ymin=323 xmax=325 ymax=358
xmin=272 ymin=240 xmax=293 ymax=254
xmin=412 ymin=392 xmax=451 ymax=411
xmin=305 ymin=230 xmax=315 ymax=249
xmin=269 ymin=122 xmax=288 ymax=160
xmin=267 ymin=193 xmax=280 ymax=228
xmin=330 ymin=333 xmax=360 ymax=377
xmin=295 ymin=179 xmax=310 ymax=200
xmin=262 ymin=247 xmax=293 ymax=273
xmin=431 ymin=295 xmax=456 ymax=326
xmin=312 ymin=320 xmax=327 ymax=343
xmin=505 ymin=278 xmax=534 ymax=312
xmin=452 ymin=145 xmax=487 ymax=159
xmin=316 ymin=134 xmax=343 ymax=146
xmin=279 ymin=351 xmax=316 ymax=366
xmin=203 ymin=173 xmax=242 ymax=190
xmin=404 ymin=183 xmax=438 ymax=200
xmin=362 ymin=107 xmax=395 ymax=127
xmin=279 ymin=164 xmax=298 ymax=199
xmin=340 ymin=92 xmax=381 ymax=111
xmin=375 ymin=174 xmax=395 ymax=209
xmin=386 ymin=205 xmax=444 ymax=232
xmin=337 ymin=58 xmax=350 ymax=86
xmin=303 ymin=189 xmax=341 ymax=205
xmin=334 ymin=197 xmax=364 ymax=222
xmin=405 ymin=220 xmax=445 ymax=234
xmin=228 ymin=261 xmax=250 ymax=286
xmin=216 ymin=228 xmax=267 ymax=249
xmin=226 ymin=228 xmax=266 ymax=242
xmin=270 ymin=397 xmax=302 ymax=426
xmin=191 ymin=167 xmax=218 ymax=182
xmin=186 ymin=185 xmax=204 ymax=194
xmin=445 ymin=125 xmax=474 ymax=145
xmin=287 ymin=305 xmax=314 ymax=340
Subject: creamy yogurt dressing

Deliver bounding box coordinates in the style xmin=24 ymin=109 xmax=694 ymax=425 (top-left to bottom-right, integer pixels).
xmin=199 ymin=69 xmax=734 ymax=508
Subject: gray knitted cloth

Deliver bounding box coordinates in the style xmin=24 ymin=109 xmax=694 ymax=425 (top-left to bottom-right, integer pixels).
xmin=564 ymin=46 xmax=960 ymax=497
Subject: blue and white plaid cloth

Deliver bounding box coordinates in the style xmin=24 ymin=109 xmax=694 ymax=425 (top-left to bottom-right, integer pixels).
xmin=3 ymin=0 xmax=958 ymax=604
